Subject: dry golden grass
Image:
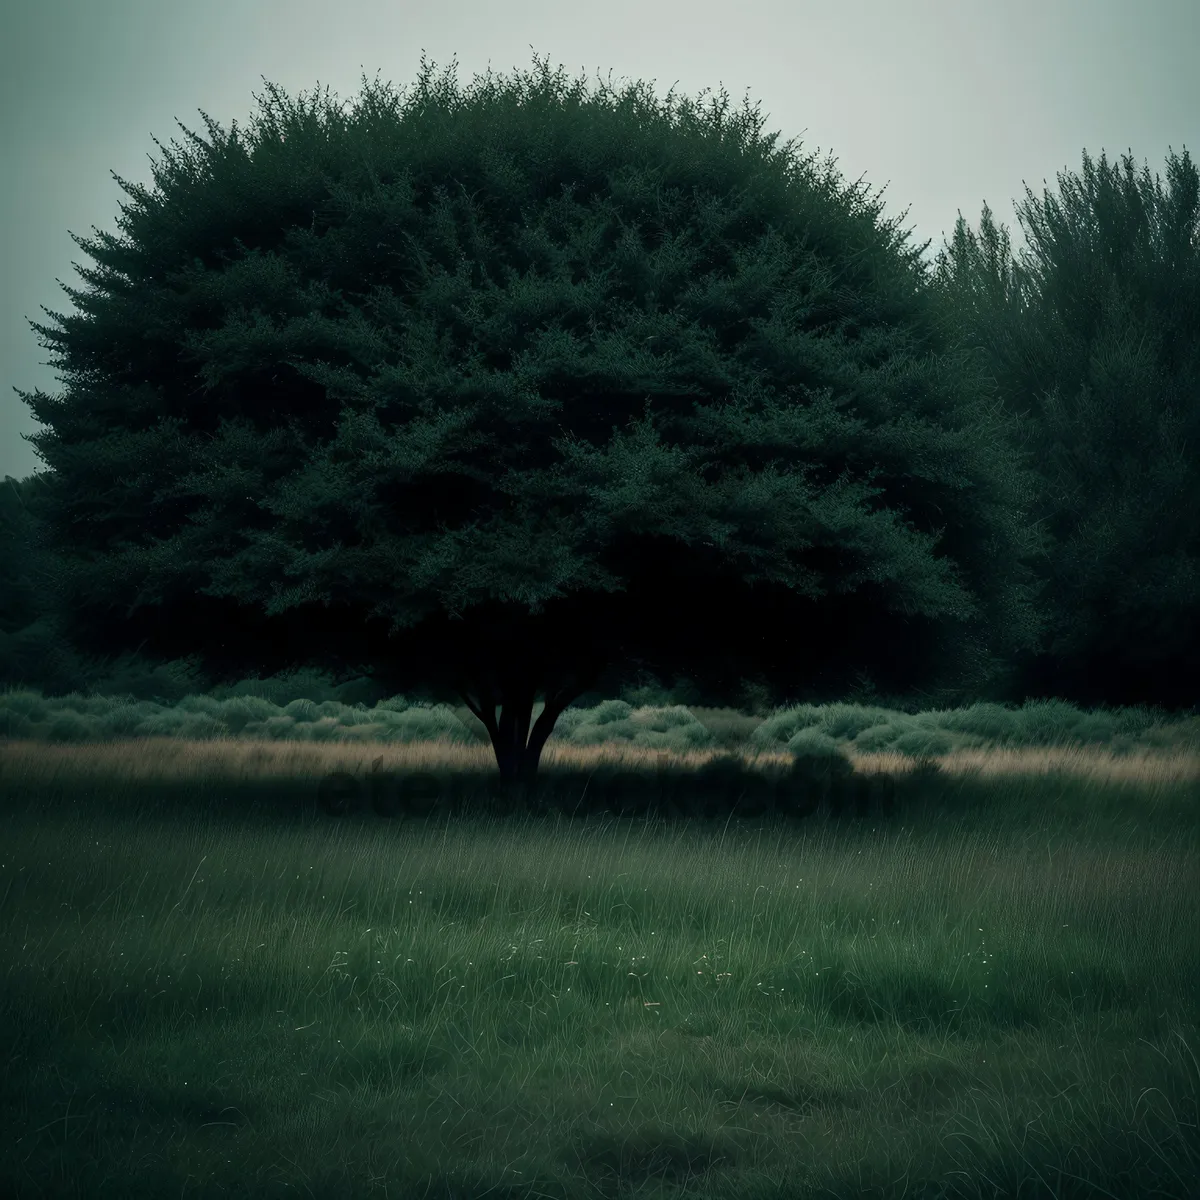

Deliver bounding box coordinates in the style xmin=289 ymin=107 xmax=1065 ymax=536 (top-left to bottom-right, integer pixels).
xmin=3 ymin=726 xmax=1199 ymax=791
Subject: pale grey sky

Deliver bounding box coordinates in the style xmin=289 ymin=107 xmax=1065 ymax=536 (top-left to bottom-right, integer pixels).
xmin=2 ymin=0 xmax=1195 ymax=481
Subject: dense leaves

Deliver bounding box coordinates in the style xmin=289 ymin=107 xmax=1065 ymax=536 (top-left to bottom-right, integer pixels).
xmin=919 ymin=146 xmax=1200 ymax=711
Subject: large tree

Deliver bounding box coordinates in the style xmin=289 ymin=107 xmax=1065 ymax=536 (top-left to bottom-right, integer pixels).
xmin=15 ymin=51 xmax=1056 ymax=787
xmin=916 ymin=146 xmax=1200 ymax=713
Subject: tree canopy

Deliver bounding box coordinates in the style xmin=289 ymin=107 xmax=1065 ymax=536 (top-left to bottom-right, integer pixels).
xmin=918 ymin=145 xmax=1200 ymax=712
xmin=14 ymin=50 xmax=1059 ymax=784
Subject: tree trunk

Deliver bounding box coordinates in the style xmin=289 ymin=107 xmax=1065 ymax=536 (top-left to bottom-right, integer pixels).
xmin=453 ymin=653 xmax=609 ymax=789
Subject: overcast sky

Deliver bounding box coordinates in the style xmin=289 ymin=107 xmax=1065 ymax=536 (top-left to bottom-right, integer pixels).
xmin=2 ymin=0 xmax=1195 ymax=482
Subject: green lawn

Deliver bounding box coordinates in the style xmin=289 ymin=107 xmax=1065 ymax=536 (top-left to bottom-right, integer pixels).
xmin=1 ymin=728 xmax=1197 ymax=1199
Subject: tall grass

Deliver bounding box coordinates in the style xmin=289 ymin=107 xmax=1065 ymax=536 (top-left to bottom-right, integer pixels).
xmin=1 ymin=707 xmax=1197 ymax=1199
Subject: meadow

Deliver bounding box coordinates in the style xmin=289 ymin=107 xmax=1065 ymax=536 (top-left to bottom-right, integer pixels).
xmin=1 ymin=688 xmax=1198 ymax=1200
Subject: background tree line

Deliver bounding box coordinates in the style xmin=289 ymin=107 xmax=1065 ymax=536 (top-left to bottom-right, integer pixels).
xmin=920 ymin=145 xmax=1199 ymax=718
xmin=0 ymin=54 xmax=1196 ymax=783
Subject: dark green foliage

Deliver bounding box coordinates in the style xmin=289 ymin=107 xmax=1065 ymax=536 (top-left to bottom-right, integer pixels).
xmin=11 ymin=51 xmax=1079 ymax=780
xmin=0 ymin=472 xmax=217 ymax=702
xmin=0 ymin=477 xmax=43 ymax=634
xmin=918 ymin=146 xmax=1200 ymax=713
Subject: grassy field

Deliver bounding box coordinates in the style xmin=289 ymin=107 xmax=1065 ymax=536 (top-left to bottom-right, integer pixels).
xmin=1 ymin=710 xmax=1198 ymax=1200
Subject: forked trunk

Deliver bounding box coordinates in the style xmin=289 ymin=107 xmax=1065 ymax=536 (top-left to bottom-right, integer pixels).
xmin=453 ymin=656 xmax=608 ymax=789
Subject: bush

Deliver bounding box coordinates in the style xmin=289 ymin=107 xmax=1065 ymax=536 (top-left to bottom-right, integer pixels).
xmin=217 ymin=695 xmax=279 ymax=734
xmin=97 ymin=700 xmax=166 ymax=740
xmin=133 ymin=712 xmax=227 ymax=741
xmin=362 ymin=702 xmax=477 ymax=745
xmin=550 ymin=699 xmax=719 ymax=755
